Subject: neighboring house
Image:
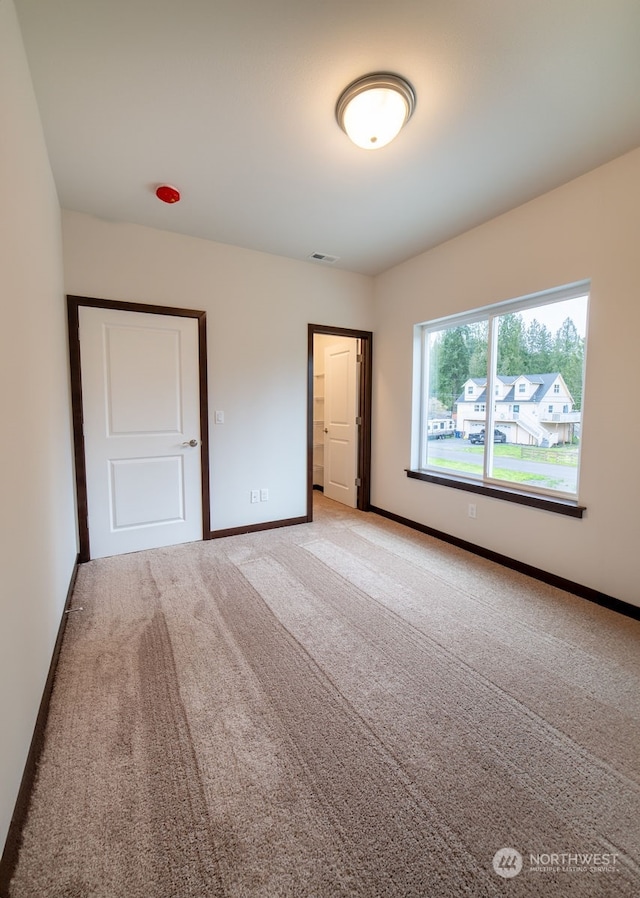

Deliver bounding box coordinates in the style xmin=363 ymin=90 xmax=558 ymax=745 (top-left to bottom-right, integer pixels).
xmin=456 ymin=373 xmax=579 ymax=446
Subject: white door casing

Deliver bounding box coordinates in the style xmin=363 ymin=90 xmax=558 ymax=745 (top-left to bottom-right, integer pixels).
xmin=79 ymin=306 xmax=203 ymax=558
xmin=323 ymin=341 xmax=359 ymax=508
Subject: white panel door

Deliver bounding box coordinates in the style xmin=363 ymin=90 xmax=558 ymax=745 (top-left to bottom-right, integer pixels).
xmin=79 ymin=306 xmax=203 ymax=558
xmin=324 ymin=341 xmax=358 ymax=507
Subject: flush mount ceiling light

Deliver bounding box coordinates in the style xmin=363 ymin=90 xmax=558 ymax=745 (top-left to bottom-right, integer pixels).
xmin=336 ymin=73 xmax=416 ymax=150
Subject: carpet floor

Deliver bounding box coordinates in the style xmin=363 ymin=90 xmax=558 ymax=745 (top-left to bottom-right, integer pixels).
xmin=8 ymin=495 xmax=640 ymax=897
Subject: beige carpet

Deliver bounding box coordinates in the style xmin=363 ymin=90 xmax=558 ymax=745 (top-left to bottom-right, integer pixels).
xmin=9 ymin=495 xmax=640 ymax=897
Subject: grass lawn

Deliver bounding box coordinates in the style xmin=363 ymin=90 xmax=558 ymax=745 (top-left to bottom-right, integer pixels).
xmin=464 ymin=444 xmax=578 ymax=466
xmin=429 ymin=456 xmax=564 ymax=489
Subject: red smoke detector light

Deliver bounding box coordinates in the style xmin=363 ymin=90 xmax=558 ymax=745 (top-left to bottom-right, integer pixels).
xmin=155 ymin=184 xmax=181 ymax=204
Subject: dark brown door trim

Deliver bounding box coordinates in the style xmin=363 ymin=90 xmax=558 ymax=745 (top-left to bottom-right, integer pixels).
xmin=67 ymin=295 xmax=211 ymax=562
xmin=307 ymin=324 xmax=373 ymax=520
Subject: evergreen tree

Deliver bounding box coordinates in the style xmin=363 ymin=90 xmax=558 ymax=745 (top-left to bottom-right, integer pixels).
xmin=434 ymin=326 xmax=470 ymax=411
xmin=551 ymin=317 xmax=584 ymax=408
xmin=524 ymin=318 xmax=553 ymax=372
xmin=467 ymin=320 xmax=488 ymax=378
xmin=496 ymin=313 xmax=527 ymax=374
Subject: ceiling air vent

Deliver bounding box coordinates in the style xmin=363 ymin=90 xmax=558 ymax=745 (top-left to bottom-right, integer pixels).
xmin=308 ymin=252 xmax=340 ymax=264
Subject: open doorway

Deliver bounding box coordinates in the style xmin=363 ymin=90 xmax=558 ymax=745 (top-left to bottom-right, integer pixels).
xmin=307 ymin=324 xmax=372 ymax=519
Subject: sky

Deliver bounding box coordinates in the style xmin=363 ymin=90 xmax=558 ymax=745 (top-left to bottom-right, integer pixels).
xmin=518 ymin=295 xmax=588 ymax=338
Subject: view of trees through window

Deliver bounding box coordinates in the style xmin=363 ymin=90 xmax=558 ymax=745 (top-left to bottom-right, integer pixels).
xmin=421 ymin=289 xmax=588 ymax=496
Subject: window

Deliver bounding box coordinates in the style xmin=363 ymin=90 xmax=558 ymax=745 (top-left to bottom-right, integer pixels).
xmin=413 ymin=281 xmax=589 ymax=505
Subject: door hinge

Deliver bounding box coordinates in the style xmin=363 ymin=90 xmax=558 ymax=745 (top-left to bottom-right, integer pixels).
xmin=356 ymin=416 xmax=362 ymax=426
xmin=355 ymin=477 xmax=362 ymax=487
xmin=357 ymin=354 xmax=364 ymax=363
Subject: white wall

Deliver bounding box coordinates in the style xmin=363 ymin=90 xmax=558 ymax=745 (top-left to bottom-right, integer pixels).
xmin=62 ymin=212 xmax=374 ymax=530
xmin=372 ymin=147 xmax=640 ymax=607
xmin=0 ymin=1 xmax=77 ymax=851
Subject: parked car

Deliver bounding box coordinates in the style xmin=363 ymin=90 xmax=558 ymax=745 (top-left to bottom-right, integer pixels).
xmin=469 ymin=428 xmax=507 ymax=444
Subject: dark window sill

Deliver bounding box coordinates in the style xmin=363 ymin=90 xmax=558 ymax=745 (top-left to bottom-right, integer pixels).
xmin=405 ymin=469 xmax=585 ymax=518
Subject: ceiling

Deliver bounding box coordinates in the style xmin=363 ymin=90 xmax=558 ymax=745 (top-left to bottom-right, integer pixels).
xmin=15 ymin=0 xmax=640 ymax=276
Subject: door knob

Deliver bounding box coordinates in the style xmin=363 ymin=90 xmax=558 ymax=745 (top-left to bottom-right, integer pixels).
xmin=324 ymin=428 xmax=329 ymax=433
xmin=182 ymin=439 xmax=198 ymax=447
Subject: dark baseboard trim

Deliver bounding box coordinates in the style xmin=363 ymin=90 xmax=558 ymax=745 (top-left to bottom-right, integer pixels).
xmin=312 ymin=485 xmax=324 ymax=493
xmin=369 ymin=505 xmax=640 ymax=622
xmin=0 ymin=555 xmax=80 ymax=897
xmin=210 ymin=515 xmax=309 ymax=539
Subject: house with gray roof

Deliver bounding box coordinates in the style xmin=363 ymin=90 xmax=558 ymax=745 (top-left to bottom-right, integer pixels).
xmin=456 ymin=373 xmax=579 ymax=446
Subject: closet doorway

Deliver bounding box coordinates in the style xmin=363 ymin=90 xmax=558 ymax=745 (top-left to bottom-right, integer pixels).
xmin=307 ymin=325 xmax=372 ymax=518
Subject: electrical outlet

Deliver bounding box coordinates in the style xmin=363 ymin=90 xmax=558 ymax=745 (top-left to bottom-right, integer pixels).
xmin=250 ymin=490 xmax=260 ymax=503
xmin=260 ymin=488 xmax=269 ymax=502
xmin=468 ymin=503 xmax=477 ymax=519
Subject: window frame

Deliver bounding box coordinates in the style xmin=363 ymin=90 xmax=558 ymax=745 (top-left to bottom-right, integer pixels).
xmin=410 ymin=281 xmax=589 ymax=517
